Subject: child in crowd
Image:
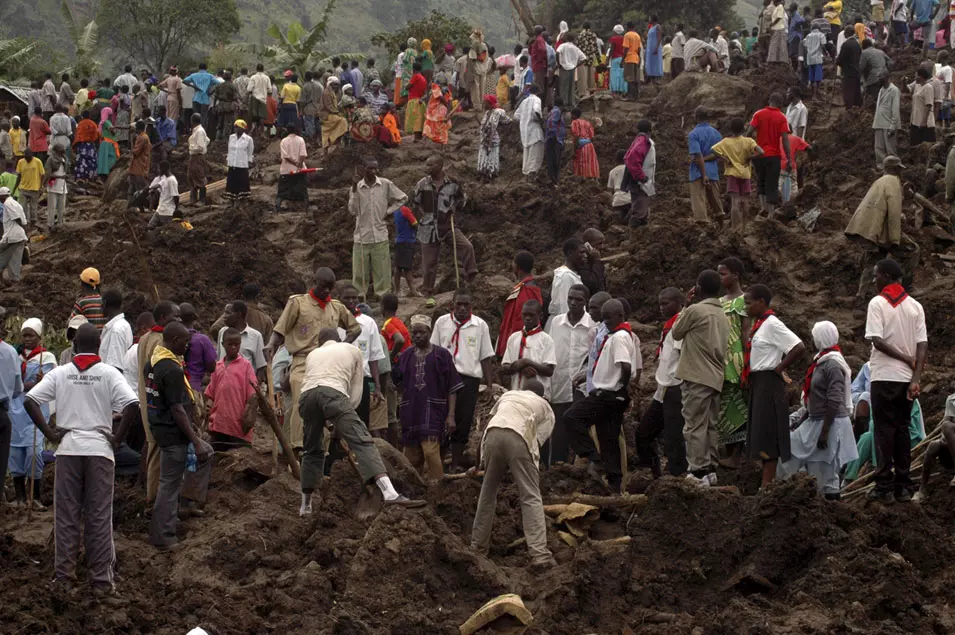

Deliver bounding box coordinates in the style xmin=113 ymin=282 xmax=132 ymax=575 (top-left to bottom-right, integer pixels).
xmin=381 ymin=292 xmax=412 ymax=444
xmin=393 ymin=205 xmax=419 ymax=296
xmin=706 ymin=117 xmax=763 ymax=230
xmin=936 ymin=52 xmax=953 ymax=130
xmin=205 ymin=327 xmax=258 ymax=452
xmin=779 ymin=134 xmax=811 ymax=203
xmin=663 ymin=36 xmax=673 ymax=78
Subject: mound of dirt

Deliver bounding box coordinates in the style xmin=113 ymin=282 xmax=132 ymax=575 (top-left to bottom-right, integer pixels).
xmin=650 ymin=72 xmax=755 ymax=117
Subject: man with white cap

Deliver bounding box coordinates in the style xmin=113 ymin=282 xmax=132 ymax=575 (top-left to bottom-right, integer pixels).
xmin=845 ymin=155 xmax=919 ymax=298
xmin=0 ymin=187 xmax=28 ymax=284
xmin=69 ymin=267 xmax=106 ymax=330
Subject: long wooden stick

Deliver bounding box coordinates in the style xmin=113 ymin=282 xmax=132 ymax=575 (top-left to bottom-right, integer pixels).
xmin=842 ymin=425 xmax=942 ymax=492
xmin=251 ymin=381 xmax=300 ymax=479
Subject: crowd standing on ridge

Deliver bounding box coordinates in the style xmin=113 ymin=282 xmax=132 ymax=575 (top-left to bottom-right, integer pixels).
xmin=2 ymin=0 xmax=955 ymax=593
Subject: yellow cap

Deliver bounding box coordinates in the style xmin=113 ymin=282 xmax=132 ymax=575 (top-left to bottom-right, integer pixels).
xmin=80 ymin=267 xmax=101 ymax=286
xmin=234 ymin=119 xmax=248 ymax=129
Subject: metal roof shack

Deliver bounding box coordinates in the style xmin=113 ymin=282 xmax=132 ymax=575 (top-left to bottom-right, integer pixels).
xmin=0 ymin=84 xmax=30 ymax=118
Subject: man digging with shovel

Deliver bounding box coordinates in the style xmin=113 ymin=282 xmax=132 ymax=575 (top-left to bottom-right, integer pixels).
xmin=298 ymin=328 xmax=425 ymax=516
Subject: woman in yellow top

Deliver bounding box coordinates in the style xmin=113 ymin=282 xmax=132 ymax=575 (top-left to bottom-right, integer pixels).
xmin=823 ymin=0 xmax=843 ymax=39
xmin=278 ymin=72 xmax=302 ymax=129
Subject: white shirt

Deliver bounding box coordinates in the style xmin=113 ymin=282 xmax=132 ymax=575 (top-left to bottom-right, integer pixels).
xmin=99 ymin=313 xmax=133 ymax=370
xmin=280 ymin=134 xmax=308 ymax=175
xmin=515 ymin=94 xmax=544 ymax=146
xmin=786 ymin=101 xmax=809 ymax=132
xmin=301 ymin=341 xmax=364 ymax=407
xmin=217 ymin=324 xmax=267 ymax=370
xmin=548 ymin=266 xmax=582 ymax=319
xmin=227 ymin=133 xmax=254 ymax=168
xmin=337 ymin=313 xmax=386 ymax=377
xmin=155 ymin=174 xmax=179 ymax=217
xmin=114 ymin=72 xmax=139 ymax=91
xmin=749 ymin=315 xmax=802 ymax=372
xmin=653 ymin=329 xmax=683 ymax=402
xmin=501 ymin=329 xmax=557 ymax=400
xmin=123 ymin=343 xmax=140 ymax=393
xmin=27 ymin=360 xmax=138 ymax=461
xmin=1 ymin=198 xmax=27 ymax=244
xmin=865 ymin=294 xmax=927 ymax=382
xmin=671 ymin=31 xmax=686 ymax=58
xmin=546 ymin=312 xmax=595 ymax=404
xmin=189 ymin=125 xmax=209 ymax=155
xmin=483 ymin=390 xmax=555 ymax=466
xmin=556 ymin=42 xmax=588 ymax=70
xmin=431 ymin=314 xmax=494 ymax=379
xmin=248 ymin=72 xmax=271 ymax=103
xmin=607 ymin=165 xmax=631 ymax=207
xmin=592 ymin=329 xmax=636 ymax=391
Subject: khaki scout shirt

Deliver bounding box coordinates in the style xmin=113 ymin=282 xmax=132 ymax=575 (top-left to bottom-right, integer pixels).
xmin=273 ymin=294 xmax=361 ymax=356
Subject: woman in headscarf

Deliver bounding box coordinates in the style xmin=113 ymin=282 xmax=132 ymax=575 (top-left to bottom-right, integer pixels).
xmin=435 ymin=43 xmax=457 ymax=85
xmin=607 ymin=25 xmax=628 ymax=96
xmin=423 ymin=79 xmax=453 ymax=144
xmin=477 ymin=95 xmax=512 ymax=180
xmin=743 ymin=283 xmax=806 ymax=489
xmin=716 ymin=258 xmax=749 ymax=467
xmin=225 ymin=120 xmax=254 ymax=205
xmin=363 ymin=79 xmax=389 ymax=114
xmin=72 ymin=111 xmax=100 ymax=180
xmin=402 ymin=38 xmax=419 ymax=103
xmin=377 ymin=102 xmax=402 ymax=147
xmin=570 ymin=108 xmax=599 ymax=178
xmin=7 ymin=318 xmax=57 ymax=509
xmin=766 ymin=0 xmax=790 ymax=64
xmin=404 ymin=62 xmax=428 ymax=140
xmin=556 ymin=20 xmax=570 ymax=47
xmin=158 ymin=67 xmax=183 ymax=122
xmin=319 ymin=76 xmax=347 ymax=152
xmin=111 ymin=85 xmax=132 ymax=146
xmin=393 ymin=43 xmax=408 ymax=107
xmin=350 ymin=97 xmax=378 ymax=143
xmin=393 ymin=315 xmax=463 ymax=482
xmin=483 ymin=46 xmax=499 ymax=97
xmin=418 ymin=38 xmax=435 ymax=82
xmin=97 ymin=108 xmax=120 ymax=178
xmin=779 ymin=321 xmax=859 ymax=499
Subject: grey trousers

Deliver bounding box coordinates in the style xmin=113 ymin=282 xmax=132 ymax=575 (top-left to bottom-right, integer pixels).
xmin=55 ymin=455 xmax=115 ymax=584
xmin=0 ymin=410 xmax=11 ymax=495
xmin=20 ymin=190 xmax=39 ymax=224
xmin=471 ymin=428 xmax=551 ymax=562
xmin=874 ymin=129 xmax=898 ymax=167
xmin=559 ymin=67 xmax=576 ymax=107
xmin=47 ymin=191 xmax=66 ymax=226
xmin=299 ymin=386 xmax=386 ymax=492
xmin=0 ymin=240 xmax=26 ymax=282
xmin=681 ymin=380 xmax=721 ymax=473
xmin=149 ymin=444 xmax=212 ymax=547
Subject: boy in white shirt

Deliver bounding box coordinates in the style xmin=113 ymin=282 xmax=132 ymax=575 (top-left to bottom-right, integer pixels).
xmin=501 ymin=300 xmax=556 ymax=400
xmin=339 ymin=284 xmax=387 ymax=425
xmin=606 ymin=150 xmax=633 ymax=220
xmin=148 ymin=160 xmax=179 ymax=229
xmin=547 ymin=237 xmax=588 ymax=325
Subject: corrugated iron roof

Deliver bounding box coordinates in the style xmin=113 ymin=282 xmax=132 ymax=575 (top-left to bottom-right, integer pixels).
xmin=0 ymin=84 xmax=30 ymax=105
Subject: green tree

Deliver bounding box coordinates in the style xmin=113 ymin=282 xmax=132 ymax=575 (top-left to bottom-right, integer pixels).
xmin=0 ymin=39 xmax=39 ymax=80
xmin=552 ymin=0 xmax=743 ymax=38
xmin=370 ymin=10 xmax=473 ymax=58
xmin=61 ymin=0 xmax=100 ymax=78
xmin=97 ymin=0 xmax=240 ymax=72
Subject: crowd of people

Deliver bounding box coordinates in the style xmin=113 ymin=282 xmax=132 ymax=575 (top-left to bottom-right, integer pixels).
xmin=2 ymin=0 xmax=955 ymax=592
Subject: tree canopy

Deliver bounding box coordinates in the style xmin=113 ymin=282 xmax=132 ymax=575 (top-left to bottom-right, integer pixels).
xmin=546 ymin=0 xmax=743 ymax=38
xmin=370 ymin=11 xmax=473 ymax=58
xmin=97 ymin=0 xmax=240 ymax=72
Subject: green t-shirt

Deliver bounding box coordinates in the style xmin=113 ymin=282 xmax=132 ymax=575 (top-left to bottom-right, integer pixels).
xmin=0 ymin=171 xmax=17 ymax=197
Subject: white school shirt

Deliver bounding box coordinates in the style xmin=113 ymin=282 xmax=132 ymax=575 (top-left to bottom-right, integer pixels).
xmin=607 ymin=165 xmax=631 ymax=207
xmin=548 ymin=266 xmax=582 ymax=319
xmin=430 ymin=314 xmax=494 ymax=379
xmin=217 ymin=324 xmax=267 ymax=371
xmin=865 ymin=294 xmax=927 ymax=382
xmin=156 ymin=174 xmax=179 ymax=217
xmin=591 ymin=329 xmax=637 ymax=392
xmin=337 ymin=313 xmax=386 ymax=377
xmin=546 ymin=311 xmax=596 ymax=404
xmin=501 ymin=329 xmax=557 ymax=400
xmin=653 ymin=330 xmax=683 ymax=402
xmin=786 ymin=101 xmax=808 ymax=132
xmin=749 ymin=315 xmax=802 ymax=372
xmin=99 ymin=313 xmax=133 ymax=370
xmin=26 ymin=360 xmax=138 ymax=461
xmin=123 ymin=342 xmax=140 ymax=393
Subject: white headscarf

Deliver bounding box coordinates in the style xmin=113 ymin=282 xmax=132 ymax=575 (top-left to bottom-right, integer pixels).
xmin=327 ymin=76 xmax=340 ymax=88
xmin=21 ymin=318 xmax=43 ymax=337
xmin=614 ymin=24 xmax=625 ymax=35
xmin=806 ymin=321 xmax=853 ymax=410
xmin=558 ymin=21 xmax=569 ymax=41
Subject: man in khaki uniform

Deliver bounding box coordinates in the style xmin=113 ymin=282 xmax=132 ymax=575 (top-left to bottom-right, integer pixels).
xmin=268 ymin=268 xmax=361 ymax=450
xmin=137 ymin=301 xmax=181 ymax=503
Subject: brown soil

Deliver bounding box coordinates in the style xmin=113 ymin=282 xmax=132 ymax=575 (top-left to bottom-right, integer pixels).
xmin=3 ymin=50 xmax=955 ymax=634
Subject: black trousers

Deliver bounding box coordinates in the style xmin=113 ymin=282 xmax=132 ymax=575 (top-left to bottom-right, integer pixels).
xmin=565 ymin=392 xmax=628 ymax=486
xmin=635 ymin=385 xmax=688 ymax=476
xmin=544 ymin=395 xmax=581 ymax=467
xmin=451 ymin=375 xmax=482 ymax=445
xmin=871 ymin=380 xmax=914 ymax=493
xmin=0 ymin=408 xmax=10 ymax=490
xmin=357 ymin=377 xmax=373 ymax=425
xmin=545 ymin=138 xmax=562 ymax=183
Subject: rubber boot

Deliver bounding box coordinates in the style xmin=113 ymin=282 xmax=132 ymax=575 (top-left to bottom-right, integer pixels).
xmin=13 ymin=476 xmax=26 ymax=505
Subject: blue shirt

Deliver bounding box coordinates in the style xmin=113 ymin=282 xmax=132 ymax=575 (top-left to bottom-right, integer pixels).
xmin=157 ymin=116 xmax=177 ymax=146
xmin=339 ymin=69 xmax=354 ymax=88
xmin=688 ymin=123 xmax=722 ymax=182
xmin=183 ymin=71 xmax=220 ymax=105
xmin=394 ymin=208 xmax=417 ymax=244
xmin=912 ymin=0 xmax=936 ymax=24
xmin=546 ymin=45 xmax=557 ymax=70
xmin=0 ymin=341 xmax=23 ymax=404
xmin=545 ymin=107 xmax=565 ymax=144
xmin=584 ymin=322 xmax=608 ymax=395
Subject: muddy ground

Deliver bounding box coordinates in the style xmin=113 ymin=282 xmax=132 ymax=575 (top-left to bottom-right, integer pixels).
xmin=3 ymin=50 xmax=955 ymax=634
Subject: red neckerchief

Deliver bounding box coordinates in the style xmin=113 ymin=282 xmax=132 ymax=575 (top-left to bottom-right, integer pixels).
xmin=309 ymin=289 xmax=330 ymax=309
xmin=802 ymin=346 xmax=841 ymax=403
xmin=880 ymin=283 xmax=908 ymax=308
xmin=351 ymin=307 xmax=361 ymax=317
xmin=506 ymin=276 xmax=534 ymax=302
xmin=133 ymin=336 xmax=140 ymax=344
xmin=73 ymin=353 xmax=101 ymax=372
xmin=149 ymin=325 xmax=164 ymax=333
xmin=21 ymin=346 xmax=47 ymax=378
xmin=742 ymin=310 xmax=775 ymax=384
xmin=656 ymin=313 xmax=680 ymax=360
xmin=593 ymin=322 xmax=633 ymax=373
xmin=519 ymin=324 xmax=543 ymax=358
xmin=451 ymin=313 xmax=472 ymax=356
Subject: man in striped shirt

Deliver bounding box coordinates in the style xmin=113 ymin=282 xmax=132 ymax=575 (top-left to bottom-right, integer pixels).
xmin=70 ymin=268 xmax=106 ymax=330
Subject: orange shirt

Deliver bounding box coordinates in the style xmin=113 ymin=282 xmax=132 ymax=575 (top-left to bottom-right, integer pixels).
xmin=383 ymin=112 xmax=401 ymax=144
xmin=623 ymin=31 xmax=642 ymax=64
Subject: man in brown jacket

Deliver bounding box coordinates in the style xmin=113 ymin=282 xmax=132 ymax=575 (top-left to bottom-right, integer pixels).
xmin=845 ymin=155 xmax=919 ymax=297
xmin=128 ymin=119 xmax=152 ymax=210
xmin=671 ymin=269 xmax=729 ymax=487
